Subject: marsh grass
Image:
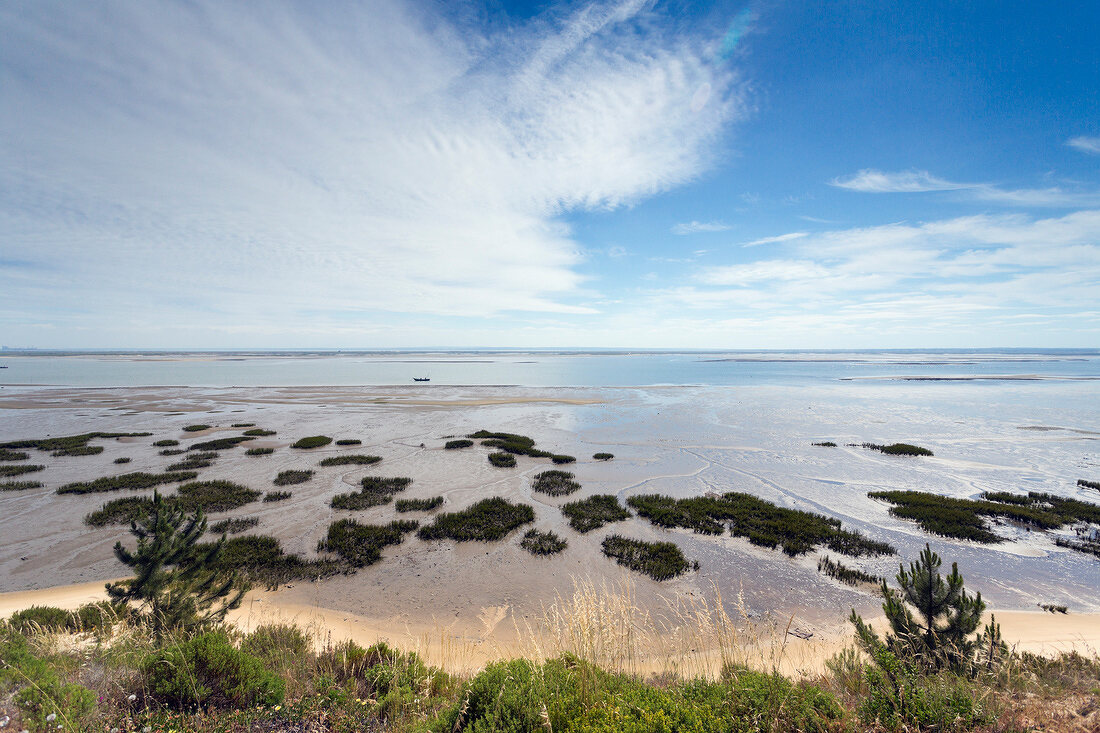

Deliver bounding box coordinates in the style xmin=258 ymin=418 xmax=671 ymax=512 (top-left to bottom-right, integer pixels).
xmin=0 ymin=464 xmax=44 ymax=478
xmin=488 ymin=452 xmax=516 ymax=468
xmin=264 ymin=491 xmax=292 ymax=502
xmin=183 ymin=424 xmax=210 ymax=432
xmin=469 ymin=430 xmax=551 ymax=458
xmin=113 ymin=457 xmax=131 ymax=464
xmin=334 ymin=438 xmax=361 ymax=445
xmin=175 ymin=480 xmax=262 ymax=513
xmin=531 ymin=469 xmax=581 ymax=496
xmin=0 ymin=431 xmax=151 ymax=453
xmin=166 ymin=457 xmax=214 ymax=471
xmin=212 ymin=535 xmax=347 ymax=587
xmin=0 ymin=480 xmax=43 ymax=491
xmin=331 ymin=476 xmax=412 ymax=509
xmin=189 ymin=436 xmax=255 ymax=451
xmin=520 ymin=529 xmax=567 ymax=556
xmin=395 ymin=496 xmax=444 ymax=512
xmin=860 ymin=442 xmax=934 ymax=456
xmin=1078 ymin=479 xmax=1100 ymax=491
xmin=813 ymin=441 xmax=838 ymax=447
xmin=243 ymin=428 xmax=276 ymax=436
xmin=291 ymin=435 xmax=332 ymax=449
xmin=153 ymin=439 xmax=179 ymax=447
xmin=51 ymin=445 xmax=104 ymax=456
xmin=593 ymin=452 xmax=614 ymax=460
xmin=561 ymin=494 xmax=631 ymax=533
xmin=551 ymin=455 xmax=576 ymax=464
xmin=318 ymin=455 xmax=381 ymax=466
xmin=245 ymin=447 xmax=274 ymax=456
xmin=159 ymin=448 xmax=186 ymax=456
xmin=231 ymin=423 xmax=255 ymax=428
xmin=444 ymin=439 xmax=473 ymax=449
xmin=0 ymin=448 xmax=30 ymax=461
xmin=600 ymin=535 xmax=691 ymax=580
xmin=209 ymin=516 xmax=259 ymax=534
xmin=273 ymin=469 xmax=313 ymax=485
xmin=417 ymin=497 xmax=534 ymax=541
xmin=817 ymin=555 xmax=881 ymax=586
xmin=56 ymin=470 xmax=197 ymax=494
xmin=317 ymin=518 xmax=419 ymax=567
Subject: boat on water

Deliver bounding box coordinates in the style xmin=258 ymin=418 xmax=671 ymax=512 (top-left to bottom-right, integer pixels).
xmin=413 ymin=377 xmax=430 ymax=382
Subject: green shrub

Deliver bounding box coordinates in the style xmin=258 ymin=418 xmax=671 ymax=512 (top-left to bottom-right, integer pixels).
xmin=318 ymin=519 xmax=419 ymax=567
xmin=246 ymin=447 xmax=274 ymax=456
xmin=0 ymin=448 xmax=29 ymax=461
xmin=167 ymin=457 xmax=214 ymax=471
xmin=335 ymin=438 xmax=361 ymax=445
xmin=593 ymin=452 xmax=614 ymax=460
xmin=241 ymin=623 xmax=311 ymax=662
xmin=6 ymin=603 xmax=125 ymax=635
xmin=85 ymin=496 xmax=156 ymax=526
xmin=444 ymin=439 xmax=473 ymax=449
xmin=331 ymin=476 xmax=412 ymax=509
xmin=143 ymin=631 xmax=285 ymax=709
xmin=531 ymin=469 xmax=581 ymax=496
xmin=520 ymin=529 xmax=567 ymax=555
xmin=315 ymin=640 xmax=449 ymax=716
xmin=292 ymin=435 xmax=332 ymax=449
xmin=318 ymin=455 xmax=381 ymax=466
xmin=57 ymin=470 xmax=197 ymax=494
xmin=243 ymin=428 xmax=276 ymax=436
xmin=0 ymin=480 xmax=42 ymax=491
xmin=417 ymin=497 xmax=534 ymax=542
xmin=561 ymin=494 xmax=631 ymax=533
xmin=0 ymin=628 xmax=96 ymax=729
xmin=274 ymin=469 xmax=313 ymax=485
xmin=862 ymin=442 xmax=934 ymax=456
xmin=551 ymin=454 xmax=576 ymax=464
xmin=468 ymin=430 xmax=549 ymax=457
xmin=6 ymin=605 xmax=72 ymax=633
xmin=52 ymin=445 xmax=104 ymax=457
xmin=488 ymin=451 xmax=516 ymax=467
xmin=0 ymin=464 xmax=44 ymax=477
xmin=818 ymin=555 xmax=881 ymax=586
xmin=189 ymin=436 xmax=255 ymax=451
xmin=208 ymin=535 xmax=343 ymax=587
xmin=183 ymin=424 xmax=211 ymax=432
xmin=264 ymin=491 xmax=292 ymax=502
xmin=209 ymin=516 xmax=259 ymax=534
xmin=601 ymin=535 xmax=691 ymax=580
xmin=159 ymin=448 xmax=186 ymax=455
xmin=175 ymin=480 xmax=262 ymax=513
xmin=153 ymin=439 xmax=179 ymax=447
xmin=231 ymin=423 xmax=255 ymax=428
xmin=395 ymin=496 xmax=443 ymax=512
xmin=113 ymin=456 xmax=131 ymax=464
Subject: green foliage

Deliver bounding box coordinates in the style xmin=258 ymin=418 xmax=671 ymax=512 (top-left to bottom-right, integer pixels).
xmin=629 ymin=492 xmax=895 ymax=557
xmin=335 ymin=438 xmax=361 ymax=445
xmin=0 ymin=627 xmax=96 ymax=731
xmin=331 ymin=476 xmax=412 ymax=509
xmin=189 ymin=436 xmax=255 ymax=451
xmin=531 ymin=469 xmax=581 ymax=496
xmin=520 ymin=528 xmax=567 ymax=555
xmin=183 ymin=424 xmax=211 ymax=432
xmin=395 ymin=496 xmax=444 ymax=512
xmin=318 ymin=454 xmax=381 ymax=466
xmin=1079 ymin=479 xmax=1100 ymax=490
xmin=264 ymin=491 xmax=292 ymax=502
xmin=86 ymin=496 xmax=156 ymax=526
xmin=160 ymin=448 xmax=186 ymax=455
xmin=551 ymin=454 xmax=576 ymax=464
xmin=1 ymin=432 xmax=151 ymax=452
xmin=6 ymin=605 xmax=71 ymax=632
xmin=444 ymin=439 xmax=473 ymax=449
xmin=488 ymin=451 xmax=516 ymax=467
xmin=176 ymin=480 xmax=262 ymax=513
xmin=292 ymin=435 xmax=332 ymax=449
xmin=243 ymin=428 xmax=276 ymax=436
xmin=167 ymin=456 xmax=214 ymax=471
xmin=812 ymin=441 xmax=838 ymax=447
xmin=231 ymin=423 xmax=255 ymax=428
xmin=601 ymin=535 xmax=691 ymax=580
xmin=0 ymin=480 xmax=42 ymax=491
xmin=57 ymin=470 xmax=197 ymax=494
xmin=593 ymin=452 xmax=614 ymax=460
xmin=209 ymin=516 xmax=259 ymax=534
xmin=417 ymin=497 xmax=534 ymax=542
xmin=0 ymin=464 xmax=44 ymax=477
xmin=241 ymin=623 xmax=311 ymax=662
xmin=468 ymin=430 xmax=551 ymax=457
xmin=862 ymin=442 xmax=934 ymax=456
xmin=143 ymin=631 xmax=284 ymax=709
xmin=211 ymin=535 xmax=344 ymax=587
xmin=51 ymin=445 xmax=104 ymax=456
xmin=246 ymin=446 xmax=274 ymax=456
xmin=153 ymin=439 xmax=180 ymax=447
xmin=818 ymin=555 xmax=881 ymax=586
xmin=114 ymin=456 xmax=132 ymax=464
xmin=318 ymin=519 xmax=419 ymax=567
xmin=315 ymin=640 xmax=450 ymax=719
xmin=274 ymin=469 xmax=313 ymax=485
xmin=6 ymin=601 xmax=129 ymax=635
xmin=561 ymin=494 xmax=632 ymax=533
xmin=0 ymin=448 xmax=29 ymax=461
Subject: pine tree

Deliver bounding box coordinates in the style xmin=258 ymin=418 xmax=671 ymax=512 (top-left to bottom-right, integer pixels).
xmin=106 ymin=491 xmax=245 ymax=639
xmin=850 ymin=543 xmax=988 ymax=672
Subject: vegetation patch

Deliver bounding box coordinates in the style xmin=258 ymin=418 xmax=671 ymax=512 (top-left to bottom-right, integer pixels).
xmin=0 ymin=480 xmax=42 ymax=491
xmin=51 ymin=445 xmax=104 ymax=456
xmin=159 ymin=448 xmax=186 ymax=456
xmin=317 ymin=519 xmax=419 ymax=567
xmin=335 ymin=438 xmax=361 ymax=445
xmin=0 ymin=448 xmax=29 ymax=461
xmin=292 ymin=435 xmax=333 ymax=449
xmin=468 ymin=430 xmax=553 ymax=457
xmin=417 ymin=497 xmax=534 ymax=542
xmin=57 ymin=470 xmax=197 ymax=495
xmin=395 ymin=496 xmax=444 ymax=512
xmin=1039 ymin=603 xmax=1069 ymax=614
xmin=143 ymin=630 xmax=284 ymax=708
xmin=0 ymin=464 xmax=44 ymax=478
xmin=231 ymin=423 xmax=255 ymax=428
xmin=593 ymin=452 xmax=614 ymax=460
xmin=531 ymin=469 xmax=581 ymax=497
xmin=818 ymin=555 xmax=882 ymax=586
xmin=182 ymin=424 xmax=211 ymax=432
xmin=153 ymin=439 xmax=179 ymax=447
xmin=175 ymin=480 xmax=262 ymax=513
xmin=209 ymin=516 xmax=259 ymax=534
xmin=601 ymin=535 xmax=691 ymax=580
xmin=1078 ymin=479 xmax=1100 ymax=491
xmin=243 ymin=428 xmax=276 ymax=436
xmin=331 ymin=476 xmax=413 ymax=509
xmin=868 ymin=490 xmax=1100 ymax=544
xmin=861 ymin=442 xmax=934 ymax=456
xmin=444 ymin=439 xmax=473 ymax=449
xmin=246 ymin=447 xmax=274 ymax=456
xmin=813 ymin=441 xmax=838 ymax=447
xmin=113 ymin=457 xmax=131 ymax=464
xmin=264 ymin=491 xmax=292 ymax=502
xmin=189 ymin=436 xmax=255 ymax=451
xmin=167 ymin=458 xmax=213 ymax=471
xmin=551 ymin=454 xmax=576 ymax=464
xmin=520 ymin=528 xmax=567 ymax=555
xmin=85 ymin=496 xmax=156 ymax=527
xmin=488 ymin=452 xmax=516 ymax=467
xmin=561 ymin=494 xmax=632 ymax=533
xmin=274 ymin=469 xmax=313 ymax=486
xmin=0 ymin=432 xmax=151 ymax=453
xmin=319 ymin=454 xmax=381 ymax=466
xmin=210 ymin=535 xmax=345 ymax=587
xmin=629 ymin=492 xmax=895 ymax=557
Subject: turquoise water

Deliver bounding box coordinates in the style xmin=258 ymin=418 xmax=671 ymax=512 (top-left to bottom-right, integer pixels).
xmin=1 ymin=349 xmax=1097 ymax=387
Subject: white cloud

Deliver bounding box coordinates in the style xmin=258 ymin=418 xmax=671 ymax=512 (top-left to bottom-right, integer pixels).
xmin=1067 ymin=136 xmax=1100 ymax=155
xmin=832 ymin=169 xmax=1100 ymax=207
xmin=741 ymin=231 xmax=808 ymax=247
xmin=0 ymin=0 xmax=740 ymax=341
xmin=671 ymin=220 xmax=733 ymax=235
xmin=830 ymin=169 xmax=970 ymax=193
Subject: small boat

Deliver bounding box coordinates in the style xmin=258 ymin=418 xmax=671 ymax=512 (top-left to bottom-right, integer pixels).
xmin=413 ymin=377 xmax=430 ymax=382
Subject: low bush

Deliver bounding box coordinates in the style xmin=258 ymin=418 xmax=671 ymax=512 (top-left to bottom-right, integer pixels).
xmin=246 ymin=447 xmax=274 ymax=456
xmin=318 ymin=455 xmax=381 ymax=466
xmin=318 ymin=519 xmax=419 ymax=567
xmin=444 ymin=439 xmax=473 ymax=449
xmin=183 ymin=424 xmax=211 ymax=432
xmin=0 ymin=626 xmax=97 ymax=729
xmin=531 ymin=469 xmax=581 ymax=496
xmin=0 ymin=448 xmax=29 ymax=461
xmin=395 ymin=496 xmax=444 ymax=512
xmin=113 ymin=456 xmax=131 ymax=464
xmin=488 ymin=451 xmax=516 ymax=467
xmin=143 ymin=631 xmax=284 ymax=709
xmin=209 ymin=516 xmax=259 ymax=534
xmin=6 ymin=602 xmax=126 ymax=635
xmin=862 ymin=442 xmax=934 ymax=456
xmin=243 ymin=428 xmax=276 ymax=436
xmin=520 ymin=529 xmax=567 ymax=555
xmin=0 ymin=481 xmax=42 ymax=491
xmin=189 ymin=436 xmax=255 ymax=451
xmin=1040 ymin=603 xmax=1069 ymax=614
xmin=57 ymin=470 xmax=197 ymax=494
xmin=601 ymin=535 xmax=691 ymax=580
xmin=417 ymin=497 xmax=534 ymax=542
xmin=335 ymin=438 xmax=361 ymax=445
xmin=153 ymin=439 xmax=179 ymax=447
xmin=176 ymin=480 xmax=262 ymax=513
xmin=593 ymin=452 xmax=614 ymax=460
xmin=274 ymin=469 xmax=313 ymax=485
xmin=818 ymin=555 xmax=881 ymax=586
xmin=561 ymin=494 xmax=632 ymax=533
xmin=0 ymin=464 xmax=44 ymax=477
xmin=264 ymin=491 xmax=292 ymax=502
xmin=240 ymin=623 xmax=311 ymax=662
xmin=331 ymin=476 xmax=413 ymax=509
xmin=551 ymin=454 xmax=576 ymax=464
xmin=292 ymin=435 xmax=332 ymax=449
xmin=315 ymin=640 xmax=450 ymax=717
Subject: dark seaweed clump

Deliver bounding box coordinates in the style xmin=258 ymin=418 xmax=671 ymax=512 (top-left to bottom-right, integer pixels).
xmin=331 ymin=476 xmax=413 ymax=510
xmin=593 ymin=452 xmax=614 ymax=461
xmin=0 ymin=481 xmax=43 ymax=491
xmin=292 ymin=436 xmax=332 ymax=449
xmin=417 ymin=497 xmax=534 ymax=542
xmin=444 ymin=439 xmax=473 ymax=449
xmin=817 ymin=555 xmax=882 ymax=586
xmin=335 ymin=439 xmax=361 ymax=446
xmin=189 ymin=436 xmax=255 ymax=451
xmin=1 ymin=432 xmax=151 ymax=452
xmin=488 ymin=452 xmax=516 ymax=468
xmin=561 ymin=495 xmax=632 ymax=533
xmin=209 ymin=516 xmax=259 ymax=534
xmin=319 ymin=455 xmax=381 ymax=467
xmin=246 ymin=447 xmax=275 ymax=456
xmin=317 ymin=519 xmax=419 ymax=568
xmin=0 ymin=464 xmax=45 ymax=478
xmin=395 ymin=497 xmax=444 ymax=512
xmin=183 ymin=424 xmax=211 ymax=432
xmin=861 ymin=442 xmax=934 ymax=456
xmin=520 ymin=529 xmax=567 ymax=556
xmin=264 ymin=491 xmax=292 ymax=502
xmin=1079 ymin=479 xmax=1100 ymax=491
xmin=0 ymin=449 xmax=30 ymax=461
xmin=531 ymin=470 xmax=581 ymax=497
xmin=628 ymin=492 xmax=895 ymax=557
xmin=273 ymin=470 xmax=313 ymax=486
xmin=57 ymin=470 xmax=197 ymax=495
xmin=243 ymin=429 xmax=277 ymax=437
xmin=601 ymin=535 xmax=690 ymax=581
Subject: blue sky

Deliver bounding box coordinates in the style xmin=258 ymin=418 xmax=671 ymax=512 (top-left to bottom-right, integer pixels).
xmin=1 ymin=0 xmax=1098 ymax=349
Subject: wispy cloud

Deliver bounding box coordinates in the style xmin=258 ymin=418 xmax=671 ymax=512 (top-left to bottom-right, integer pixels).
xmin=1067 ymin=136 xmax=1100 ymax=155
xmin=741 ymin=231 xmax=808 ymax=247
xmin=671 ymin=220 xmax=733 ymax=235
xmin=832 ymin=169 xmax=1100 ymax=207
xmin=0 ymin=0 xmax=742 ymax=344
xmin=831 ymin=169 xmax=970 ymax=193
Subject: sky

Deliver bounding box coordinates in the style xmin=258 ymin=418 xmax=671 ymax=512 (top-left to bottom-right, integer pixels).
xmin=1 ymin=0 xmax=1098 ymax=349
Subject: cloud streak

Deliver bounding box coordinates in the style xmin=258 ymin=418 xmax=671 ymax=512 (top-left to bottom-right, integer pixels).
xmin=671 ymin=220 xmax=733 ymax=235
xmin=832 ymin=169 xmax=1100 ymax=207
xmin=1067 ymin=136 xmax=1100 ymax=155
